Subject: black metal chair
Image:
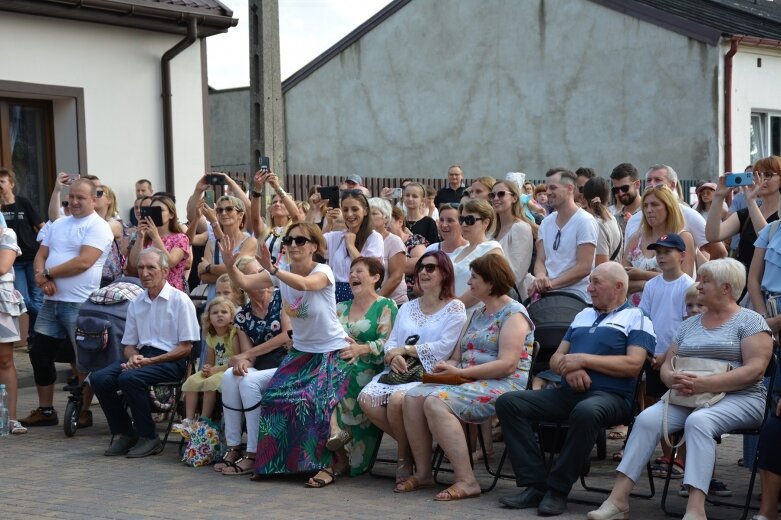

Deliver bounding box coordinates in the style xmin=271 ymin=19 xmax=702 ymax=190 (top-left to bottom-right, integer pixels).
xmin=660 ymin=353 xmax=778 ymax=520
xmin=155 ymin=342 xmax=200 ymax=450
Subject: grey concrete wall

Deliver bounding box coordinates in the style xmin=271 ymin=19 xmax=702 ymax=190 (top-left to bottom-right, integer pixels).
xmin=282 ymin=0 xmax=721 ymax=181
xmin=209 ymin=87 xmax=251 ymax=173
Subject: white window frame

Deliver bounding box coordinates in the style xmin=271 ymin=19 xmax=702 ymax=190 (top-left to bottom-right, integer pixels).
xmin=751 ymin=110 xmax=781 ymax=165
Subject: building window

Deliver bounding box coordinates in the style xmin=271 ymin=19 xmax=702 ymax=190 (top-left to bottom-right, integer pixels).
xmin=0 ymin=99 xmax=54 ymax=213
xmin=751 ymin=111 xmax=781 ymax=165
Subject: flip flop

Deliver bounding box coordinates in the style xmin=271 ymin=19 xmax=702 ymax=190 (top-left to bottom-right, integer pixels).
xmin=434 ymin=485 xmax=481 ymax=501
xmin=305 ymin=468 xmax=335 ymax=488
xmin=393 ymin=476 xmax=436 ymax=493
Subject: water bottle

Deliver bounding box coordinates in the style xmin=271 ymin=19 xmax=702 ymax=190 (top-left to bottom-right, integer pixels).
xmin=0 ymin=384 xmax=9 ymax=436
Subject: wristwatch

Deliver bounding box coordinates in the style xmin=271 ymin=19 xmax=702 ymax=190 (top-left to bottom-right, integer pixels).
xmin=43 ymin=268 xmax=53 ymax=281
xmin=270 ymin=265 xmax=280 ymax=276
xmin=204 ymin=264 xmax=212 ymax=274
xmin=251 ymin=190 xmax=263 ymax=198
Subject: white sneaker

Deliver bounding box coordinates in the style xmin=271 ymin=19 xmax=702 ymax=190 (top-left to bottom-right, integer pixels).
xmin=587 ymin=500 xmax=629 ymax=520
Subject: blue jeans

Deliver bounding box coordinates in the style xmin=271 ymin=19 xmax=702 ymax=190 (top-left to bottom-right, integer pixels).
xmin=90 ymin=346 xmax=186 ymax=439
xmin=29 ymin=300 xmax=83 ymax=384
xmin=14 ymin=260 xmax=43 ymax=340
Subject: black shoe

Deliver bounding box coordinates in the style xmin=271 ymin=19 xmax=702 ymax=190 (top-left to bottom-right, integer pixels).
xmin=538 ymin=489 xmax=568 ymax=516
xmin=104 ymin=433 xmax=139 ymax=456
xmin=126 ymin=436 xmax=163 ymax=458
xmin=499 ymin=487 xmax=545 ymax=509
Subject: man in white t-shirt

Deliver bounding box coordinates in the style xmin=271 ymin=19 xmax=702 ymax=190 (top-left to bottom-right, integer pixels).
xmin=21 ymin=179 xmax=114 ymax=428
xmin=530 ymin=169 xmax=598 ymax=302
xmin=624 ymin=165 xmax=727 ymax=260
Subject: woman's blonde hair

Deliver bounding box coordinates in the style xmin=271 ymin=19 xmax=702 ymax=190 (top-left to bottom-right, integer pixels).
xmin=202 ymin=296 xmax=237 ymax=337
xmin=285 ymin=222 xmax=326 ymax=259
xmin=102 ymin=184 xmax=119 ymax=219
xmin=216 ymin=273 xmax=246 ymax=306
xmin=217 ymin=195 xmax=246 ymax=229
xmin=460 ymin=198 xmax=496 ymax=237
xmin=640 ymin=186 xmax=684 ymax=236
xmin=472 ymin=176 xmax=496 ymax=193
xmin=492 ymin=180 xmax=537 ymax=239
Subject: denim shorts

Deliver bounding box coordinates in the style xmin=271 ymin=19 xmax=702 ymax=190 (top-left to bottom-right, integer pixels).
xmin=34 ymin=300 xmax=83 ymax=347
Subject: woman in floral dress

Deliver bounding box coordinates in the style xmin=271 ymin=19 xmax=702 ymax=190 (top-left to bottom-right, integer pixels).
xmin=329 ymin=257 xmax=397 ymax=476
xmin=399 ymin=254 xmax=534 ymax=499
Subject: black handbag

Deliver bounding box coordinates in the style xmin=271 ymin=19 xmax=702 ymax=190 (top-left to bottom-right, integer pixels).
xmin=378 ymin=334 xmax=424 ymax=385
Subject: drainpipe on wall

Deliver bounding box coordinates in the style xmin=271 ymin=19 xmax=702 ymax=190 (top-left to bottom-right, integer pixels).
xmin=724 ymin=36 xmax=741 ymax=173
xmin=161 ymin=18 xmax=198 ymax=194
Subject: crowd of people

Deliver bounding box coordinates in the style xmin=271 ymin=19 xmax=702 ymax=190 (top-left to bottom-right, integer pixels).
xmin=0 ymin=158 xmax=780 ymax=519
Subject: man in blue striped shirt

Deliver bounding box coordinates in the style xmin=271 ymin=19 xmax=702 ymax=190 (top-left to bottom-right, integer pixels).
xmin=496 ymin=262 xmax=656 ymax=516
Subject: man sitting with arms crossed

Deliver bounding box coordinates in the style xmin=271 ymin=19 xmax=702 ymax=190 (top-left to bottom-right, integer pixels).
xmin=496 ymin=261 xmax=655 ymax=516
xmin=91 ymin=247 xmax=200 ymax=458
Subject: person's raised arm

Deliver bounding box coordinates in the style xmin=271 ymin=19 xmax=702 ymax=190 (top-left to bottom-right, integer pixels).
xmin=250 ymin=171 xmax=267 ymax=239
xmin=47 ymin=172 xmax=70 ymax=222
xmin=267 ymin=172 xmax=306 ymax=223
xmin=706 ymin=176 xmax=741 ymax=241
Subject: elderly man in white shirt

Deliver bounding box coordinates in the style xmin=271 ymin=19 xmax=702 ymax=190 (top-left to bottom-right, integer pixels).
xmin=91 ymin=247 xmax=200 ymax=458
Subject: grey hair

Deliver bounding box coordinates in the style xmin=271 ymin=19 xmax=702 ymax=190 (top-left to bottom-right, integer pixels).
xmin=139 ymin=247 xmax=169 ymax=269
xmin=698 ymin=258 xmax=746 ymax=301
xmin=368 ymin=197 xmax=392 ymax=227
xmin=646 ymin=164 xmax=679 ymax=185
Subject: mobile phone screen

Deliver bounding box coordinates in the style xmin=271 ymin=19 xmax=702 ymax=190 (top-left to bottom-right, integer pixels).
xmin=140 ymin=206 xmax=164 ymax=227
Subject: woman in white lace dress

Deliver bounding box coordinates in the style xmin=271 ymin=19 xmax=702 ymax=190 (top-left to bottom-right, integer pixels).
xmin=359 ymin=250 xmax=467 ymax=486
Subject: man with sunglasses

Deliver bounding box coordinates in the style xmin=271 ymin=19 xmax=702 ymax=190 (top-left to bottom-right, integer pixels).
xmin=624 ymin=164 xmax=727 ymax=261
xmin=530 ymin=169 xmax=598 ymax=303
xmin=608 ymin=163 xmax=642 ymax=234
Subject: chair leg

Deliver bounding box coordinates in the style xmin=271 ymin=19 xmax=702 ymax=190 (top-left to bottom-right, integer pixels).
xmin=161 ymin=385 xmax=183 ymax=449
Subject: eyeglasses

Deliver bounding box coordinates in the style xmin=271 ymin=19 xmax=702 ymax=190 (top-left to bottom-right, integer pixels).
xmin=611 ymin=185 xmax=631 ymax=194
xmin=488 ymin=191 xmax=509 ymax=200
xmin=215 ymin=206 xmax=237 ymax=214
xmin=61 ymin=201 xmax=69 ymax=208
xmin=416 ymin=263 xmax=439 ymax=273
xmin=96 ymin=190 xmax=105 ymax=198
xmin=281 ymin=235 xmax=312 ymax=247
xmin=553 ymin=229 xmax=562 ymax=251
xmin=759 ymin=172 xmax=779 ymax=180
xmin=458 ymin=215 xmax=484 ymax=226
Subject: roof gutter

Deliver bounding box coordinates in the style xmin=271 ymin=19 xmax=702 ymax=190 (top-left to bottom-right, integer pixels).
xmin=724 ymin=36 xmax=740 ymax=173
xmin=161 ymin=17 xmax=198 ymax=194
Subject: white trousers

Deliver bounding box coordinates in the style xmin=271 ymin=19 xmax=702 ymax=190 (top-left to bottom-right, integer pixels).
xmin=616 ymin=393 xmax=764 ymax=493
xmin=220 ymin=368 xmax=276 ymax=452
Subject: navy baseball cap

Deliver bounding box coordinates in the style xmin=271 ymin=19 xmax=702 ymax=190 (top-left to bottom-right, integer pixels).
xmin=647 ymin=233 xmax=686 ymax=252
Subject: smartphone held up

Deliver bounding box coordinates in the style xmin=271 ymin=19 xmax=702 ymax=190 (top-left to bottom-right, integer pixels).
xmin=725 ymin=172 xmax=753 ymax=187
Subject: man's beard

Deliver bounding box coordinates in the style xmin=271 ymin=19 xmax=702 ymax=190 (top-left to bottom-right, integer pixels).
xmin=620 ymin=192 xmax=637 ymax=205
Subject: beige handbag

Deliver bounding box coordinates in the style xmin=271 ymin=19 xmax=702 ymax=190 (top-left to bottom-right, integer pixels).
xmin=661 ymin=355 xmax=731 ymax=448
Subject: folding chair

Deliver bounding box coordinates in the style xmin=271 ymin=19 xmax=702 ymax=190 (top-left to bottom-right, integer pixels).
xmin=156 ymin=342 xmax=200 ymax=450
xmin=660 ymin=353 xmax=778 ymax=520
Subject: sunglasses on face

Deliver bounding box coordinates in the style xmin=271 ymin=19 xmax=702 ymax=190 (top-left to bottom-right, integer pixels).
xmin=215 ymin=206 xmax=237 ymax=214
xmin=488 ymin=191 xmax=510 ymax=200
xmin=281 ymin=235 xmax=312 ymax=247
xmin=458 ymin=215 xmax=484 ymax=226
xmin=416 ymin=263 xmax=439 ymax=273
xmin=611 ymin=185 xmax=632 ymax=194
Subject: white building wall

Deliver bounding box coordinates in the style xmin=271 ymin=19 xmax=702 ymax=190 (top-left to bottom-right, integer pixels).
xmin=0 ymin=11 xmax=206 ymax=215
xmin=283 ymin=0 xmax=722 ymax=182
xmin=730 ymin=44 xmax=781 ymax=168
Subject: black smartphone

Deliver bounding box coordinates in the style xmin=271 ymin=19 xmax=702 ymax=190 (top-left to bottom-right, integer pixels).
xmin=205 ymin=173 xmax=227 ymax=185
xmin=140 ymin=206 xmax=164 ymax=227
xmin=318 ymin=185 xmax=340 ymax=208
xmin=259 ymin=156 xmax=271 ymax=171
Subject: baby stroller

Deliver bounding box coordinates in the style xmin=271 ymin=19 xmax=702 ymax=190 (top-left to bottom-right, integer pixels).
xmin=64 ymin=277 xmax=143 ymax=437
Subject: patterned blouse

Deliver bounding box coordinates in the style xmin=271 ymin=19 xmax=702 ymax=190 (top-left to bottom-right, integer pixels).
xmin=234 ymin=289 xmax=286 ymax=370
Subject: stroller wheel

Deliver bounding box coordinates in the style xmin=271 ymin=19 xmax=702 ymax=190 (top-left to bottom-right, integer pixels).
xmin=64 ymin=399 xmax=81 ymax=437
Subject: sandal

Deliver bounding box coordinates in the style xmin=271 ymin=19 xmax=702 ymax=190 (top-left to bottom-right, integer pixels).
xmin=221 ymin=456 xmax=255 ymax=476
xmin=434 ymin=484 xmax=481 ymax=501
xmin=325 ymin=429 xmax=352 ymax=452
xmin=305 ymin=468 xmax=335 ymax=488
xmin=652 ymin=459 xmax=684 ymax=479
xmin=213 ymin=447 xmax=242 ymax=472
xmin=10 ymin=420 xmax=27 ymax=435
xmin=393 ymin=476 xmax=435 ymax=493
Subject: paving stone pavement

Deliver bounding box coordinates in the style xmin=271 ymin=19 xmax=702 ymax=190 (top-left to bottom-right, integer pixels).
xmin=0 ymin=384 xmax=761 ymax=520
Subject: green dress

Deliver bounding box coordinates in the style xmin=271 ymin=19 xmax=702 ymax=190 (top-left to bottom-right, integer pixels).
xmin=335 ymin=296 xmax=398 ymax=476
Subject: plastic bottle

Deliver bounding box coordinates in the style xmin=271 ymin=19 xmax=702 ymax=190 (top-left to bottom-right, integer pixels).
xmin=0 ymin=384 xmax=8 ymax=436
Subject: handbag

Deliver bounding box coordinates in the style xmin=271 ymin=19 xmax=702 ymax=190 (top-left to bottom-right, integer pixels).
xmin=181 ymin=417 xmax=223 ymax=468
xmin=661 ymin=355 xmax=731 ymax=447
xmin=422 ymin=372 xmax=474 ymax=386
xmin=378 ymin=355 xmax=424 ymax=385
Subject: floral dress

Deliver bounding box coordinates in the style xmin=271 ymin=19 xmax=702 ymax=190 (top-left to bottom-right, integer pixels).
xmin=335 ymin=296 xmax=397 ymax=476
xmin=234 ymin=290 xmax=286 ymax=370
xmin=406 ymin=300 xmax=534 ymax=423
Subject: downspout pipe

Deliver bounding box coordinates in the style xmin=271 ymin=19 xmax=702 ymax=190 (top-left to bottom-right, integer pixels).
xmin=162 ymin=18 xmax=198 ymax=194
xmin=724 ymin=36 xmax=741 ymax=173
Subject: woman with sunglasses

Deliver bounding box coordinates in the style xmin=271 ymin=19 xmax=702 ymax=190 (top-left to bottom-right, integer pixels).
xmin=424 ymin=203 xmax=468 ymax=257
xmin=219 ymin=223 xmax=354 ymax=486
xmin=402 ymin=183 xmax=439 ymax=245
xmin=90 ymin=184 xmax=129 ymax=287
xmin=623 ymin=186 xmax=695 ymax=305
xmin=490 ymin=181 xmax=534 ymax=298
xmin=251 ymin=170 xmax=305 ymax=269
xmin=359 ymin=251 xmax=467 ymax=489
xmin=127 ymin=195 xmax=190 ymax=291
xmin=706 ymin=157 xmax=781 ymax=274
xmin=199 ymin=195 xmax=258 ymax=301
xmin=452 ymin=199 xmax=503 ymax=308
xmin=324 ymin=190 xmax=384 ymax=303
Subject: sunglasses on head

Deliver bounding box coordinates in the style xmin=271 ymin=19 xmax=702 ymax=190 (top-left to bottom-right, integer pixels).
xmin=281 ymin=235 xmax=312 ymax=247
xmin=215 ymin=206 xmax=237 ymax=214
xmin=416 ymin=263 xmax=438 ymax=273
xmin=611 ymin=185 xmax=631 ymax=194
xmin=488 ymin=191 xmax=510 ymax=200
xmin=458 ymin=215 xmax=484 ymax=226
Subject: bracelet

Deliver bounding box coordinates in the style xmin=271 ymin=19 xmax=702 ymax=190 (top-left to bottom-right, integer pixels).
xmin=251 ymin=190 xmax=263 ymax=198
